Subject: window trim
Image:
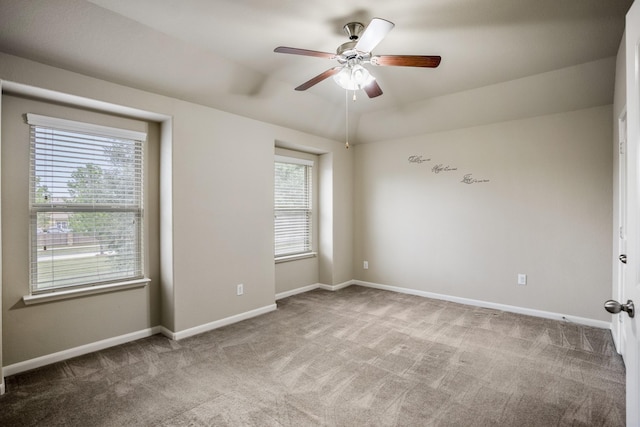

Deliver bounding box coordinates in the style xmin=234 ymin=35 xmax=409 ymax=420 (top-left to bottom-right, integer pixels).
xmin=26 ymin=113 xmax=148 ymax=295
xmin=274 ymin=154 xmax=315 ymax=260
xmin=22 ymin=278 xmax=150 ymax=305
xmin=26 ymin=113 xmax=146 ymax=141
xmin=275 ymin=252 xmax=317 ymax=264
xmin=274 ymin=154 xmax=314 ymax=167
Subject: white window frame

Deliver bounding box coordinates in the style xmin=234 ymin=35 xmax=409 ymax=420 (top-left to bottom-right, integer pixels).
xmin=24 ymin=113 xmax=149 ymax=302
xmin=274 ymin=154 xmax=315 ymax=261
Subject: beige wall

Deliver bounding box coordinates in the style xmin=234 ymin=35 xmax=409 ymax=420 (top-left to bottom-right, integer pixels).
xmin=357 ymin=57 xmax=616 ymax=144
xmin=167 ymin=105 xmax=351 ymax=333
xmin=354 ymin=105 xmax=613 ymax=321
xmin=1 ymin=95 xmax=161 ymax=365
xmin=274 ymin=148 xmax=320 ymax=294
xmin=0 ymin=45 xmax=615 ymax=371
xmin=272 ymin=142 xmax=355 ymax=291
xmin=0 ymin=52 xmax=352 ymax=366
xmin=169 ymin=101 xmax=276 ymax=330
xmin=331 ymin=149 xmax=355 ymax=284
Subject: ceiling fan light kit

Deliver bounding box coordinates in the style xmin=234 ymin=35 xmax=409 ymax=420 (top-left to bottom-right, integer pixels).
xmin=333 ymin=63 xmax=375 ymax=90
xmin=274 ymin=17 xmax=441 ymax=98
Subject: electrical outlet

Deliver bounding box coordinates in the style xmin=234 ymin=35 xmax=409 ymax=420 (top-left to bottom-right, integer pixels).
xmin=363 ymin=261 xmax=369 ymax=269
xmin=517 ymin=274 xmax=527 ymax=286
xmin=237 ymin=283 xmax=244 ymax=295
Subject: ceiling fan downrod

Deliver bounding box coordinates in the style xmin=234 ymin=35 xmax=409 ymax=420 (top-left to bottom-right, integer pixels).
xmin=343 ymin=22 xmax=364 ymax=40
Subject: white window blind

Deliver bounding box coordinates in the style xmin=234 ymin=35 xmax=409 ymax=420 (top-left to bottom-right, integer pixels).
xmin=274 ymin=156 xmax=313 ymax=258
xmin=27 ymin=113 xmax=146 ymax=293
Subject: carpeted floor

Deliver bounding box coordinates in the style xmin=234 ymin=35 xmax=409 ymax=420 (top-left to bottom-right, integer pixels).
xmin=0 ymin=285 xmax=626 ymax=426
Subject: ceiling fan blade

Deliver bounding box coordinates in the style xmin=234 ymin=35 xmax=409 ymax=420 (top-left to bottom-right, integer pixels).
xmin=371 ymin=55 xmax=441 ymax=68
xmin=295 ymin=67 xmax=342 ymax=91
xmin=355 ymin=18 xmax=395 ymax=53
xmin=363 ymin=80 xmax=383 ymax=98
xmin=274 ymin=46 xmax=336 ymax=59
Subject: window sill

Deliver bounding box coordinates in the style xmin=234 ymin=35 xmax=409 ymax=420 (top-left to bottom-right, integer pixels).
xmin=275 ymin=252 xmax=317 ymax=264
xmin=22 ymin=278 xmax=151 ymax=306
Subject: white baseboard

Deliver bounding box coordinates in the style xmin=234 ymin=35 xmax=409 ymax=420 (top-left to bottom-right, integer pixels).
xmin=171 ymin=303 xmax=277 ymax=340
xmin=2 ymin=280 xmax=610 ymax=381
xmin=3 ymin=326 xmax=163 ymax=377
xmin=276 ymin=283 xmax=321 ymax=300
xmin=319 ymin=280 xmax=354 ymax=292
xmin=354 ymin=280 xmax=611 ymax=329
xmin=3 ymin=303 xmax=279 ymax=377
xmin=276 ymin=279 xmax=610 ymax=329
xmin=156 ymin=325 xmax=177 ymax=340
xmin=2 ymin=303 xmax=278 ymax=377
xmin=276 ymin=281 xmax=355 ymax=300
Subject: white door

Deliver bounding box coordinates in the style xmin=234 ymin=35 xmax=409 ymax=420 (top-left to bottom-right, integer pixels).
xmin=620 ymin=2 xmax=640 ymax=424
xmin=614 ymin=111 xmax=627 ymax=355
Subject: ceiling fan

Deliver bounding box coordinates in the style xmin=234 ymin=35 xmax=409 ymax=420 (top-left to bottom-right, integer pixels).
xmin=274 ymin=18 xmax=441 ymax=98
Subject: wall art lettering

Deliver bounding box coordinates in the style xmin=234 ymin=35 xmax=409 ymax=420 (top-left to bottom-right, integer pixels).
xmin=406 ymin=155 xmax=492 ymax=185
xmin=461 ymin=174 xmax=490 ymax=184
xmin=431 ymin=164 xmax=458 ymax=174
xmin=408 ymin=155 xmax=430 ymax=164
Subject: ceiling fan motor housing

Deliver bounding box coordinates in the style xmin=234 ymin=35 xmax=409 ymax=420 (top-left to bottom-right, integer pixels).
xmin=336 ymin=41 xmax=371 ymax=64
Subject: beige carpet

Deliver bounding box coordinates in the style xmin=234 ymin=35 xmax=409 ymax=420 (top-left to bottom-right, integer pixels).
xmin=0 ymin=285 xmax=626 ymax=426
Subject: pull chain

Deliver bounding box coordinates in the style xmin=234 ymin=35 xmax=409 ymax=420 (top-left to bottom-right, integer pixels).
xmin=345 ymin=89 xmax=349 ymax=149
xmin=344 ymin=90 xmax=359 ymax=149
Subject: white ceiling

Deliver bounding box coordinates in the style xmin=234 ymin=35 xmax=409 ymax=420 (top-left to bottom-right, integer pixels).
xmin=0 ymin=0 xmax=633 ymax=143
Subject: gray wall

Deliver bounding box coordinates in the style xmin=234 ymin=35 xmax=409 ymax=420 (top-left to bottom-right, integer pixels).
xmin=1 ymin=95 xmax=161 ymax=365
xmin=274 ymin=148 xmax=320 ymax=294
xmin=354 ymin=105 xmax=613 ymax=321
xmin=0 ymin=52 xmax=353 ymax=366
xmin=0 ymin=45 xmax=616 ymax=373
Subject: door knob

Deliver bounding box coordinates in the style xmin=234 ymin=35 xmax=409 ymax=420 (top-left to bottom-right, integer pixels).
xmin=604 ymin=299 xmax=635 ymax=318
xmin=619 ymin=254 xmax=627 ymax=264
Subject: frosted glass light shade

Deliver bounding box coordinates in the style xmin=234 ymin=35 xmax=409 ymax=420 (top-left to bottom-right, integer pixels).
xmin=333 ymin=64 xmax=374 ymax=90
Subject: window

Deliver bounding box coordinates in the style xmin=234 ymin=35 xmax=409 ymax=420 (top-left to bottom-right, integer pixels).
xmin=274 ymin=155 xmax=313 ymax=258
xmin=27 ymin=114 xmax=146 ymax=293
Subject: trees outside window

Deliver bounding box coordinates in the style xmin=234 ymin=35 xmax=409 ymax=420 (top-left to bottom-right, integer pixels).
xmin=28 ymin=114 xmax=145 ymax=292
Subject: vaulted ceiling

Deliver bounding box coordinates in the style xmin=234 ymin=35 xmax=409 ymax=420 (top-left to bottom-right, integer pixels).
xmin=0 ymin=0 xmax=633 ymax=143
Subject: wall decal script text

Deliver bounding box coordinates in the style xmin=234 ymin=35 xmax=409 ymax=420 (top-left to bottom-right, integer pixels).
xmin=408 ymin=155 xmax=430 ymax=164
xmin=461 ymin=174 xmax=490 ymax=184
xmin=432 ymin=164 xmax=458 ymax=174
